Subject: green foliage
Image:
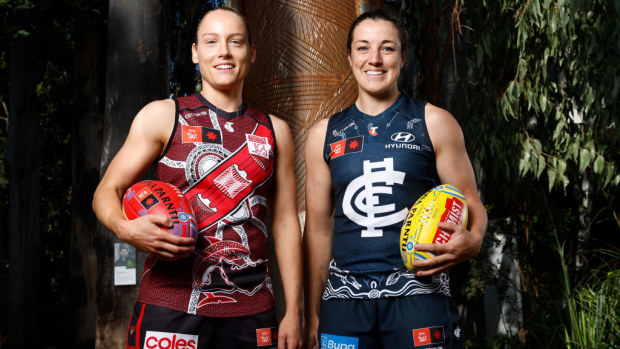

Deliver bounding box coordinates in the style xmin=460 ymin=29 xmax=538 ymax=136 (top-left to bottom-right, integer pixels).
xmin=419 ymin=0 xmax=620 ymax=347
xmin=460 ymin=0 xmax=619 ymax=203
xmin=556 ymin=241 xmax=620 ymax=348
xmin=507 ymin=0 xmax=620 ymax=193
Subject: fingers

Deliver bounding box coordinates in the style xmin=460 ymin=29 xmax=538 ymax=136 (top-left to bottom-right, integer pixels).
xmin=303 ymin=335 xmax=317 ymax=349
xmin=303 ymin=324 xmax=318 ymax=349
xmin=125 ymin=215 xmax=195 ymax=260
xmin=413 ymin=253 xmax=456 ymax=276
xmin=278 ymin=330 xmax=302 ymax=349
xmin=436 ymin=221 xmax=458 ymax=231
xmin=148 ymin=213 xmax=173 ymax=228
xmin=412 ymin=223 xmax=467 ymax=276
xmin=149 ymin=238 xmax=195 ymax=260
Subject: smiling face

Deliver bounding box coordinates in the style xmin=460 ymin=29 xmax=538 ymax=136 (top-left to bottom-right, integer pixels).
xmin=348 ymin=18 xmax=404 ymax=101
xmin=192 ymin=9 xmax=256 ymax=94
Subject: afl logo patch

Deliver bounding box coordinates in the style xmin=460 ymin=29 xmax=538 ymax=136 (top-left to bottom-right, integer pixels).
xmin=390 ymin=132 xmax=415 ymax=143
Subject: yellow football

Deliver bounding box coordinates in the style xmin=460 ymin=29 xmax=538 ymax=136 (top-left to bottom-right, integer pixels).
xmin=400 ymin=184 xmax=468 ymax=270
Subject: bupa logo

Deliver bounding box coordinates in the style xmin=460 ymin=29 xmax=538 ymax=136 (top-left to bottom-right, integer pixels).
xmin=320 ymin=333 xmax=359 ymax=349
xmin=144 ymin=331 xmax=198 ymax=349
xmin=390 ymin=132 xmax=415 ymax=143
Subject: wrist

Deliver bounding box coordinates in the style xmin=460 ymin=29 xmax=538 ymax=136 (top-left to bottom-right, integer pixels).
xmin=114 ymin=217 xmax=131 ymax=242
xmin=284 ymin=302 xmax=302 ymax=317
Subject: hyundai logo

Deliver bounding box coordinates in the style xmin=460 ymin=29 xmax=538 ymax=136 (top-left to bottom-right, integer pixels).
xmin=390 ymin=132 xmax=415 ymax=143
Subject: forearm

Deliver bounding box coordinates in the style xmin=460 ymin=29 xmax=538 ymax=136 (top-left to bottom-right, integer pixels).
xmin=92 ymin=185 xmax=127 ymax=238
xmin=272 ymin=221 xmax=303 ymax=315
xmin=303 ymin=230 xmax=332 ymax=319
xmin=466 ymin=197 xmax=488 ymax=247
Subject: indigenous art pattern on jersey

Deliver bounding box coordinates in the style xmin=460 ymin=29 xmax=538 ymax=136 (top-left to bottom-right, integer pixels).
xmin=137 ymin=94 xmax=277 ymax=318
xmin=322 ymin=95 xmax=451 ymax=300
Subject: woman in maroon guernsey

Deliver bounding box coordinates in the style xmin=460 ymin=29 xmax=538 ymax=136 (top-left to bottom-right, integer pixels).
xmin=93 ymin=7 xmax=302 ymax=349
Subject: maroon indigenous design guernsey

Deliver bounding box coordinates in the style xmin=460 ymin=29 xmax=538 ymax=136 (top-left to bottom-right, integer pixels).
xmin=137 ymin=93 xmax=277 ymax=318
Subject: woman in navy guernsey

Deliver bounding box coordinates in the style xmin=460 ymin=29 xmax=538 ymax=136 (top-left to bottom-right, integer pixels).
xmin=303 ymin=9 xmax=488 ymax=349
xmin=93 ymin=7 xmax=303 ymax=349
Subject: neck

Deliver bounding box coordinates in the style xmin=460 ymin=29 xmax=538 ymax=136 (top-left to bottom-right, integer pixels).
xmin=200 ymin=84 xmax=245 ymax=112
xmin=355 ymin=88 xmax=400 ymax=116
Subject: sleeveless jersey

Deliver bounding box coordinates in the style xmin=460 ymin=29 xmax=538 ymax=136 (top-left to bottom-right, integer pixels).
xmin=322 ymin=95 xmax=451 ymax=299
xmin=137 ymin=93 xmax=277 ymax=318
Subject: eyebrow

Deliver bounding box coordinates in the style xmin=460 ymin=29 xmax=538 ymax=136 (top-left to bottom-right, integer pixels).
xmin=354 ymin=39 xmax=397 ymax=45
xmin=201 ymin=32 xmax=246 ymax=38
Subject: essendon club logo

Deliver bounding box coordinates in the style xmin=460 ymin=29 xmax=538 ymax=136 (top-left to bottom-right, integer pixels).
xmin=135 ymin=188 xmax=159 ymax=211
xmin=182 ymin=125 xmax=222 ymax=144
xmin=413 ymin=326 xmax=445 ymax=346
xmin=330 ymin=135 xmax=364 ymax=159
xmin=256 ymin=327 xmax=277 ymax=347
xmin=247 ymin=134 xmax=272 ymax=159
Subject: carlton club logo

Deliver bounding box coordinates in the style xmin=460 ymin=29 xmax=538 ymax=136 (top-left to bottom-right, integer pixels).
xmin=342 ymin=158 xmax=408 ymax=237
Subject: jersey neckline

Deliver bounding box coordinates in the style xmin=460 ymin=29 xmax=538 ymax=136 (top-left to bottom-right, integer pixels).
xmin=195 ymin=93 xmax=248 ymax=121
xmin=351 ymin=94 xmax=406 ymax=121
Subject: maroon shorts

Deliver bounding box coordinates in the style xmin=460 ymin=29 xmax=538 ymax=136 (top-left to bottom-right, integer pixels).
xmin=127 ymin=302 xmax=278 ymax=349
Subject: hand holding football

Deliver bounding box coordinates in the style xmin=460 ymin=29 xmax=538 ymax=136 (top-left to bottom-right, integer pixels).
xmin=122 ymin=180 xmax=198 ymax=241
xmin=400 ymin=184 xmax=468 ymax=270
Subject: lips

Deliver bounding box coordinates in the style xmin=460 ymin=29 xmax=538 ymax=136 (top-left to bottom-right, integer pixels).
xmin=365 ymin=70 xmax=385 ymax=76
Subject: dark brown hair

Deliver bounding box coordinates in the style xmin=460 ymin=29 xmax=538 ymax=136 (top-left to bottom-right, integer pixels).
xmin=347 ymin=9 xmax=407 ymax=54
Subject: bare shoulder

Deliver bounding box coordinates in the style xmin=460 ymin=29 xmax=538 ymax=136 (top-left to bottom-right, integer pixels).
xmin=130 ymin=99 xmax=176 ymax=142
xmin=268 ymin=114 xmax=292 ymax=136
xmin=425 ymin=103 xmax=460 ymax=130
xmin=307 ymin=118 xmax=329 ymax=141
xmin=268 ymin=114 xmax=295 ymax=152
xmin=135 ymin=99 xmax=175 ymax=123
xmin=425 ymin=103 xmax=464 ymax=151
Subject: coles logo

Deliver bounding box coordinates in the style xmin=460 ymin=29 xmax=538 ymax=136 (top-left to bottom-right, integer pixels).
xmin=144 ymin=331 xmax=198 ymax=349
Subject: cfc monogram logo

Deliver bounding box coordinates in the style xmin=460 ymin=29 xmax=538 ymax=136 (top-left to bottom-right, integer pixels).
xmin=343 ymin=158 xmax=408 ymax=237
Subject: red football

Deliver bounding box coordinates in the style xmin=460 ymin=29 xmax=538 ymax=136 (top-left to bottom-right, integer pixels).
xmin=122 ymin=180 xmax=198 ymax=240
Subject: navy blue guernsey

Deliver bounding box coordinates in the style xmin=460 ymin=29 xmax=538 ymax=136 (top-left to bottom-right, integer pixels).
xmin=322 ymin=95 xmax=451 ymax=299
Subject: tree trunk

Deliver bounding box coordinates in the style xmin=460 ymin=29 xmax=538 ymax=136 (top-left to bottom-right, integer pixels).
xmin=6 ymin=35 xmax=40 ymax=349
xmin=97 ymin=0 xmax=170 ymax=347
xmin=70 ymin=3 xmax=108 ymax=348
xmin=242 ymin=0 xmax=380 ymax=319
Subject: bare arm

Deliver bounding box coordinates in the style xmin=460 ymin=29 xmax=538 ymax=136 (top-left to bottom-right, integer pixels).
xmin=413 ymin=104 xmax=488 ymax=276
xmin=92 ymin=99 xmax=196 ymax=260
xmin=269 ymin=115 xmax=303 ymax=349
xmin=302 ymin=119 xmax=334 ymax=349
